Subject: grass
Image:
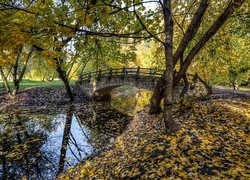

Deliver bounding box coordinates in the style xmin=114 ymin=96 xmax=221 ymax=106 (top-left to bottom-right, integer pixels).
xmin=0 ymin=79 xmax=76 ymax=90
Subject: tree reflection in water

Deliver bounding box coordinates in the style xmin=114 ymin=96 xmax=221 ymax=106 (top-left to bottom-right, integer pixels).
xmin=57 ymin=105 xmax=74 ymax=176
xmin=0 ymin=102 xmax=131 ymax=179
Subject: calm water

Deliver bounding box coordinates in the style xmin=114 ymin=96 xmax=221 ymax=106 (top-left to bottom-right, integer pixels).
xmin=0 ymin=102 xmax=131 ymax=179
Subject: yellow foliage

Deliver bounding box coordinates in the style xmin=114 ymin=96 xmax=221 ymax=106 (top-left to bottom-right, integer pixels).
xmin=60 ymin=97 xmax=250 ymax=179
xmin=86 ymin=16 xmax=92 ymax=27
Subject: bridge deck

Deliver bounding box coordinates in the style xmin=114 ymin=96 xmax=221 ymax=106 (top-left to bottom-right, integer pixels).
xmin=76 ymin=67 xmax=208 ymax=101
xmin=76 ymin=67 xmax=186 ymax=98
xmin=79 ymin=67 xmax=164 ymax=82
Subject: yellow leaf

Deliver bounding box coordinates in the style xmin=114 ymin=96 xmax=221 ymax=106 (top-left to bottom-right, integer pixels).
xmin=86 ymin=16 xmax=92 ymax=27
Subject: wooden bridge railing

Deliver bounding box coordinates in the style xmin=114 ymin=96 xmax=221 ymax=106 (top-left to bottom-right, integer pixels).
xmin=78 ymin=67 xmax=165 ymax=82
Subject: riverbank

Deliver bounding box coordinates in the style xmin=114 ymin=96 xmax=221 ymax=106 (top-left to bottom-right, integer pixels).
xmin=1 ymin=86 xmax=249 ymax=179
xmin=0 ymin=86 xmax=88 ymax=113
xmin=0 ymin=87 xmax=132 ymax=179
xmin=60 ymin=93 xmax=249 ymax=179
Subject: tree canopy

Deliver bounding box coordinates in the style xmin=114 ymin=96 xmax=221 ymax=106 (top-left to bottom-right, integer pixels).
xmin=0 ymin=0 xmax=248 ymax=132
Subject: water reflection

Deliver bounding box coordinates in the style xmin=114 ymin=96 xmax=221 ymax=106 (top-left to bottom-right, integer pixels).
xmin=0 ymin=102 xmax=131 ymax=179
xmin=57 ymin=105 xmax=74 ymax=176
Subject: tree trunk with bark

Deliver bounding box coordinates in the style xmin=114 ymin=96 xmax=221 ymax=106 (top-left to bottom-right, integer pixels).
xmin=232 ymin=78 xmax=239 ymax=90
xmin=180 ymin=74 xmax=189 ymax=98
xmin=173 ymin=0 xmax=209 ymax=66
xmin=56 ymin=58 xmax=75 ymax=101
xmin=34 ymin=43 xmax=75 ymax=101
xmin=174 ymin=0 xmax=244 ymax=85
xmin=12 ymin=46 xmax=34 ymax=96
xmin=12 ymin=46 xmax=23 ymax=95
xmin=162 ymin=0 xmax=177 ymax=134
xmin=179 ymin=54 xmax=189 ymax=98
xmin=149 ymin=71 xmax=165 ymax=114
xmin=53 ymin=37 xmax=75 ymax=102
xmin=0 ymin=67 xmax=11 ymax=94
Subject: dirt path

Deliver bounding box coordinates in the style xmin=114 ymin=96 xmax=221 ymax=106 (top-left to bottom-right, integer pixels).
xmin=213 ymin=86 xmax=250 ymax=98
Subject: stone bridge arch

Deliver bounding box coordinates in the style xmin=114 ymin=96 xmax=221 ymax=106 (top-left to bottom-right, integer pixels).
xmin=76 ymin=67 xmax=210 ymax=99
xmin=76 ymin=67 xmax=169 ymax=97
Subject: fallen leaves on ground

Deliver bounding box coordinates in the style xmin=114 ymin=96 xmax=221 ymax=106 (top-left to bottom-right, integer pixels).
xmin=60 ymin=97 xmax=250 ymax=179
xmin=0 ymin=87 xmax=88 ymax=113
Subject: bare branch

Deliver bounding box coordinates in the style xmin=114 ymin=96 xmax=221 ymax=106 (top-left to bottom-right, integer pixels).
xmin=173 ymin=0 xmax=209 ymax=66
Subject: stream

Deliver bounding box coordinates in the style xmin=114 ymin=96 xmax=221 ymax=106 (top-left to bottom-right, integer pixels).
xmin=0 ymin=102 xmax=132 ymax=179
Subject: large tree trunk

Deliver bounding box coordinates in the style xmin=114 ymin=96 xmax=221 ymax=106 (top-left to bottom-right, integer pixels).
xmin=149 ymin=72 xmax=165 ymax=114
xmin=180 ymin=74 xmax=189 ymax=98
xmin=163 ymin=0 xmax=177 ymax=134
xmin=12 ymin=46 xmax=23 ymax=96
xmin=53 ymin=37 xmax=75 ymax=102
xmin=150 ymin=0 xmax=209 ymax=113
xmin=35 ymin=38 xmax=75 ymax=101
xmin=12 ymin=81 xmax=19 ymax=96
xmin=56 ymin=58 xmax=75 ymax=101
xmin=18 ymin=47 xmax=34 ymax=84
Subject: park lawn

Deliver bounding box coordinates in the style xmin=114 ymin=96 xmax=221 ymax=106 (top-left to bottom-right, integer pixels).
xmin=0 ymin=79 xmax=76 ymax=90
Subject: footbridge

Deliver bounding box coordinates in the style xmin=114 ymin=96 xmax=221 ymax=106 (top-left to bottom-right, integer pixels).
xmin=76 ymin=67 xmax=170 ymax=97
xmin=76 ymin=66 xmax=210 ymax=100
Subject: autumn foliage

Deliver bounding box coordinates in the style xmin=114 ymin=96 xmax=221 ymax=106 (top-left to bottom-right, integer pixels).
xmin=60 ymin=95 xmax=249 ymax=179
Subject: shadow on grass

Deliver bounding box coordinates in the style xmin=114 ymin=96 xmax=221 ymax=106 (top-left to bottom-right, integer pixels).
xmin=0 ymin=79 xmax=76 ymax=90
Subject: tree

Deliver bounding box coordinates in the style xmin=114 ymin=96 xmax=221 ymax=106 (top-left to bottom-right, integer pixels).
xmin=25 ymin=53 xmax=57 ymax=81
xmin=0 ymin=0 xmax=137 ymax=100
xmin=148 ymin=0 xmax=245 ymax=133
xmin=67 ymin=0 xmax=244 ymax=133
xmin=0 ymin=2 xmax=44 ymax=95
xmin=74 ymin=36 xmax=136 ymax=73
xmin=189 ymin=12 xmax=250 ymax=89
xmin=0 ymin=46 xmax=35 ymax=95
xmin=162 ymin=0 xmax=175 ymax=133
xmin=0 ymin=0 xmax=246 ymax=133
xmin=95 ymin=0 xmax=244 ymax=133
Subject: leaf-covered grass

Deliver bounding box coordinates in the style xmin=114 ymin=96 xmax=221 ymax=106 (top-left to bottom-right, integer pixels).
xmin=60 ymin=97 xmax=250 ymax=179
xmin=0 ymin=79 xmax=75 ymax=90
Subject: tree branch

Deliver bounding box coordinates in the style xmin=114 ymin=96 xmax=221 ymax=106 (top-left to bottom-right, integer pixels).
xmin=132 ymin=0 xmax=165 ymax=45
xmin=174 ymin=0 xmax=245 ymax=85
xmin=173 ymin=0 xmax=209 ymax=66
